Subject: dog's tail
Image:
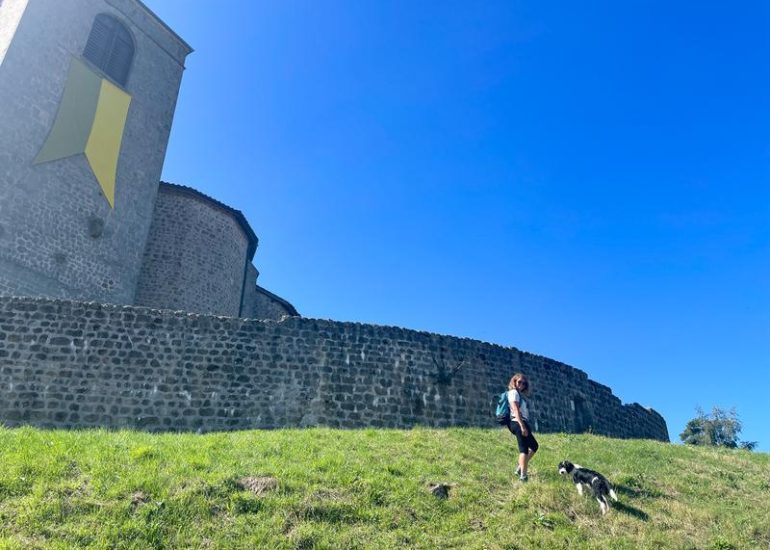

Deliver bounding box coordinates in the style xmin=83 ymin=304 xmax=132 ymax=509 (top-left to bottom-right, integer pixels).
xmin=609 ymin=488 xmax=618 ymax=501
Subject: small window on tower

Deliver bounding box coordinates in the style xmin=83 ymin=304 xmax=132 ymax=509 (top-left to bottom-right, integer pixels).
xmin=83 ymin=14 xmax=134 ymax=87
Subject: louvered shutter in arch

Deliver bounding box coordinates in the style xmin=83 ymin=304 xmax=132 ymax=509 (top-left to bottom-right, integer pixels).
xmin=83 ymin=14 xmax=134 ymax=87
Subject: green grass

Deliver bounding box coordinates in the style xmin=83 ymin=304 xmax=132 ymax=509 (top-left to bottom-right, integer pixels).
xmin=0 ymin=426 xmax=768 ymax=549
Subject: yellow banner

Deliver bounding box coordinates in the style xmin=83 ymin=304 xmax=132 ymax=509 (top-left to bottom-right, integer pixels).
xmin=85 ymin=79 xmax=132 ymax=208
xmin=34 ymin=58 xmax=131 ymax=209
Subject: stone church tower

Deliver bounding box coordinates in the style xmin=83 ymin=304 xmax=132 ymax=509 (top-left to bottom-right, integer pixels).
xmin=0 ymin=0 xmax=191 ymax=304
xmin=0 ymin=0 xmax=297 ymax=318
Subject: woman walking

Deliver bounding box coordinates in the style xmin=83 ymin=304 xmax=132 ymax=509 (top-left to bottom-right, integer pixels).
xmin=506 ymin=373 xmax=538 ymax=482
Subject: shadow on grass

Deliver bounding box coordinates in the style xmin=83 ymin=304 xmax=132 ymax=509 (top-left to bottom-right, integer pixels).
xmin=615 ymin=484 xmax=644 ymax=498
xmin=613 ymin=501 xmax=649 ymax=521
xmin=615 ymin=483 xmax=667 ymax=500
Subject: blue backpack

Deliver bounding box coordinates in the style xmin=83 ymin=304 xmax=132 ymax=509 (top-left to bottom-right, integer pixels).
xmin=495 ymin=391 xmax=510 ymax=425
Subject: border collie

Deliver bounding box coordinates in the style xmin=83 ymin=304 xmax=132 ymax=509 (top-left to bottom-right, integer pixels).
xmin=558 ymin=460 xmax=618 ymax=514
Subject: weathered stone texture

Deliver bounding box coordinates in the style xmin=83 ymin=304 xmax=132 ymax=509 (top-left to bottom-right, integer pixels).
xmin=0 ymin=0 xmax=190 ymax=304
xmin=135 ymin=184 xmax=250 ymax=317
xmin=0 ymin=296 xmax=669 ymax=440
xmin=239 ymin=265 xmax=298 ymax=321
xmin=240 ymin=264 xmax=260 ymax=317
xmin=247 ymin=285 xmax=298 ymax=321
xmin=0 ymin=0 xmax=296 ymax=320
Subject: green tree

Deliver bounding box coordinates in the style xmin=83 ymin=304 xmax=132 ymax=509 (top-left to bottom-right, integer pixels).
xmin=680 ymin=406 xmax=757 ymax=450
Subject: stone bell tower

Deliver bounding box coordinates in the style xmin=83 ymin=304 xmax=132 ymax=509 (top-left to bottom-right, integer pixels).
xmin=0 ymin=0 xmax=191 ymax=304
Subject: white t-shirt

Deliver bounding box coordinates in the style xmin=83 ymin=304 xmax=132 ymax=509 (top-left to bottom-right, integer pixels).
xmin=508 ymin=389 xmax=529 ymax=422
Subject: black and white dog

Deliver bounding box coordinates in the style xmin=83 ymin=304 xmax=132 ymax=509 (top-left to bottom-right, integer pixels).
xmin=558 ymin=460 xmax=618 ymax=515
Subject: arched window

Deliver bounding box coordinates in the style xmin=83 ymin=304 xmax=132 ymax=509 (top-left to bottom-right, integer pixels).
xmin=83 ymin=14 xmax=134 ymax=87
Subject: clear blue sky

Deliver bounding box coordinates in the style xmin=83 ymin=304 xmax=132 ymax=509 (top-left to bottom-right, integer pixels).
xmin=145 ymin=1 xmax=769 ymax=451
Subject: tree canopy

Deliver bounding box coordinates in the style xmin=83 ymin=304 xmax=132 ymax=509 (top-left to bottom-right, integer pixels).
xmin=680 ymin=406 xmax=757 ymax=451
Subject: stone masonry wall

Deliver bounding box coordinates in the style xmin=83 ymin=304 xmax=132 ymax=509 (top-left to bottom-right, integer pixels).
xmin=248 ymin=286 xmax=298 ymax=321
xmin=134 ymin=185 xmax=250 ymax=317
xmin=0 ymin=296 xmax=669 ymax=440
xmin=240 ymin=265 xmax=299 ymax=321
xmin=0 ymin=0 xmax=190 ymax=304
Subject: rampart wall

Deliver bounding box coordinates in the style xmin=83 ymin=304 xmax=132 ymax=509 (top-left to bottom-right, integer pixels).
xmin=0 ymin=296 xmax=668 ymax=440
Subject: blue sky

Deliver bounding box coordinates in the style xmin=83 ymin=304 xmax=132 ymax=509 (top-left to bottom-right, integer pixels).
xmin=144 ymin=1 xmax=769 ymax=451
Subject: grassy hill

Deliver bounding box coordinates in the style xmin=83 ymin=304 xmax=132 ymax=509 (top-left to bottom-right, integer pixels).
xmin=0 ymin=426 xmax=768 ymax=549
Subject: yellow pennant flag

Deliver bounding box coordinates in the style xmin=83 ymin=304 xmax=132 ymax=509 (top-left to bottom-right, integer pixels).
xmin=35 ymin=57 xmax=131 ymax=208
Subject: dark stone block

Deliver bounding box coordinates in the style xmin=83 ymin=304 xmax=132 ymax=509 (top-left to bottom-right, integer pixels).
xmin=136 ymin=416 xmax=160 ymax=428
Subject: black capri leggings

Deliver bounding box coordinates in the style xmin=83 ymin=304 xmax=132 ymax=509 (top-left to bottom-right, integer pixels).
xmin=506 ymin=419 xmax=539 ymax=454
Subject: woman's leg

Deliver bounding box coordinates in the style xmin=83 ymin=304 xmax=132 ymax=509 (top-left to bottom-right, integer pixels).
xmin=521 ymin=431 xmax=538 ymax=477
xmin=507 ymin=421 xmax=529 ymax=478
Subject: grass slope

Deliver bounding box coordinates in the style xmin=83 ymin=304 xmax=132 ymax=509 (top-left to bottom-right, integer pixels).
xmin=0 ymin=426 xmax=768 ymax=549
